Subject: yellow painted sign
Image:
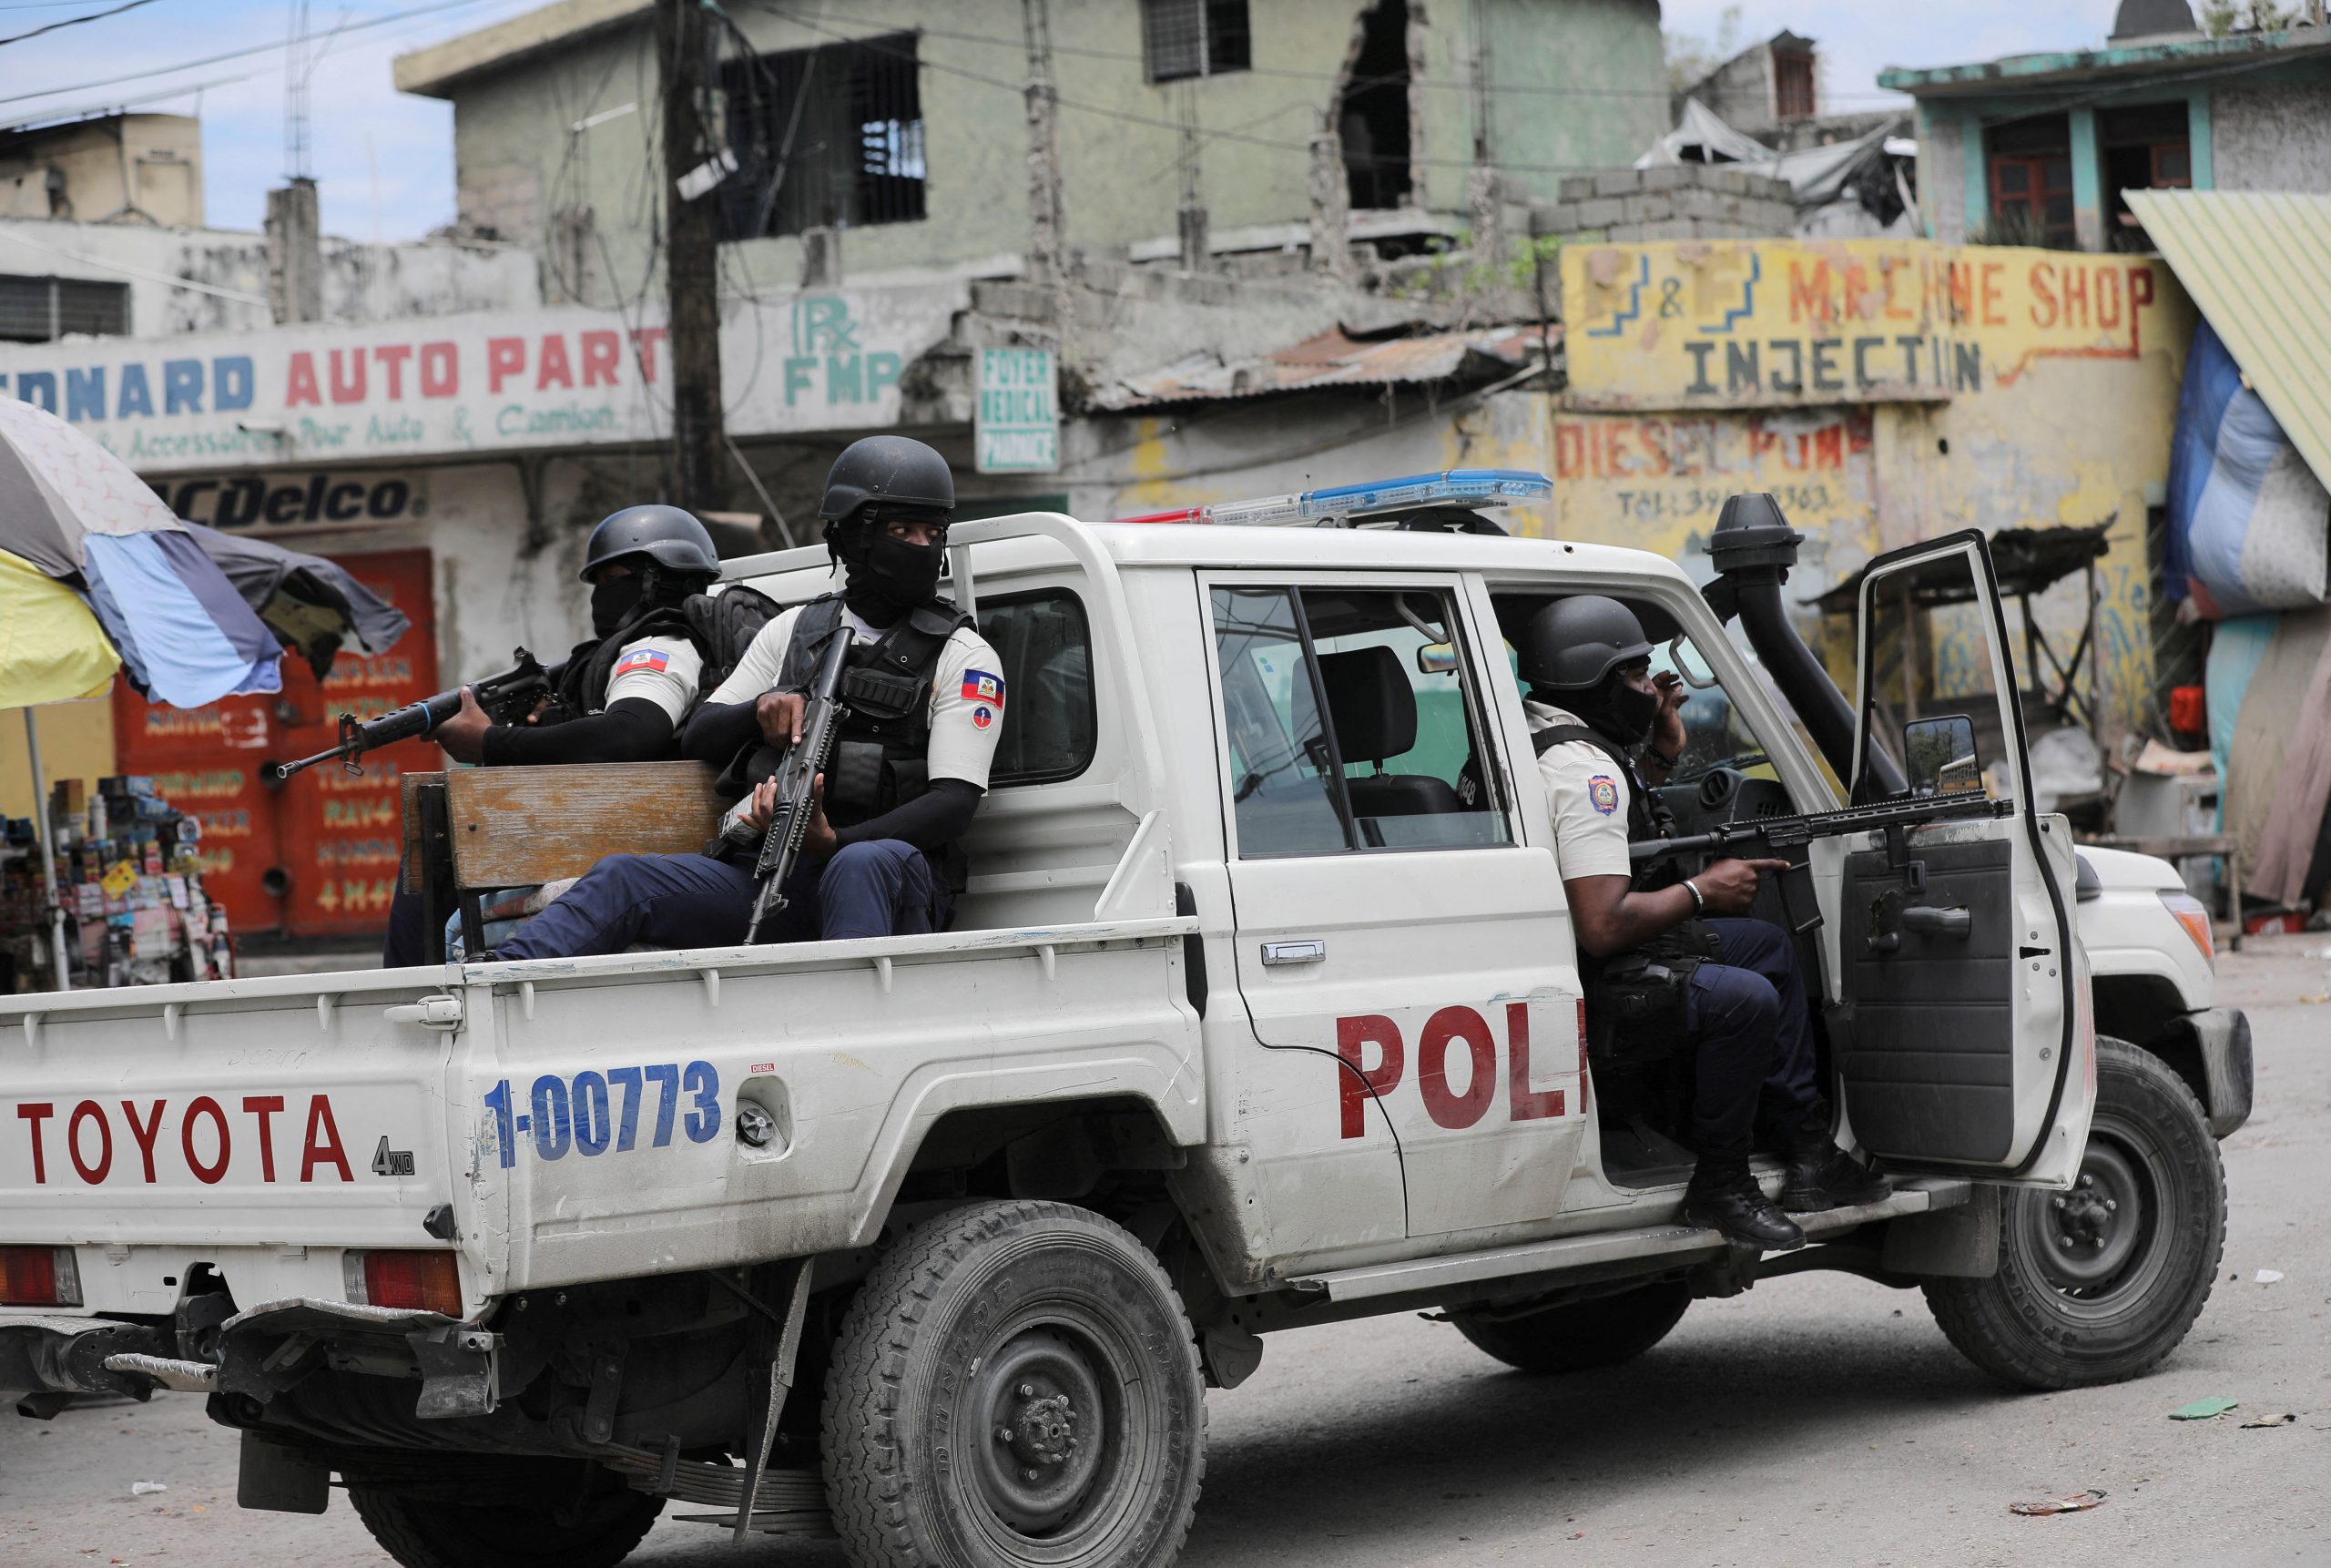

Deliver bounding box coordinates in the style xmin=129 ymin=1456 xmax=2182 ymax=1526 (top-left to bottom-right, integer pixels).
xmin=1564 ymin=239 xmax=2174 ymax=412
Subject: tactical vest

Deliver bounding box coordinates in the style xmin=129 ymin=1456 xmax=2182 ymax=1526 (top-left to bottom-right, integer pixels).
xmin=554 ymin=585 xmax=779 ymax=718
xmin=746 ymin=594 xmax=973 ymax=829
xmin=1534 ymin=720 xmax=1717 ymax=1054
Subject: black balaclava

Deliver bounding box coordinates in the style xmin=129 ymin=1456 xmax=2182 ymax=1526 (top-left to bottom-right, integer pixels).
xmin=589 ymin=573 xmax=647 ymax=637
xmin=1565 ymin=667 xmax=1661 ymax=748
xmin=836 ymin=508 xmax=946 ymax=626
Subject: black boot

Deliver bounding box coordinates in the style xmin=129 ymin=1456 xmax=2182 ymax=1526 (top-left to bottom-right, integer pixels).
xmin=1681 ymin=1158 xmax=1806 ymax=1251
xmin=1781 ymin=1135 xmax=1892 ymax=1213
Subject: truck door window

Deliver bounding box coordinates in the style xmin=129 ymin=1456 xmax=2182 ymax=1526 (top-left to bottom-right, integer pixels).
xmin=975 ymin=588 xmax=1095 ymax=786
xmin=1858 ymin=555 xmax=2010 ymax=802
xmin=1211 ymin=585 xmax=1511 ymax=856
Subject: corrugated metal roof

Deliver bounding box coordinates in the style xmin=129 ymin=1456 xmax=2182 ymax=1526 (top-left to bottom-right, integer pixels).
xmin=2125 ymin=189 xmax=2331 ymax=490
xmin=1094 ymin=324 xmax=1549 ymax=410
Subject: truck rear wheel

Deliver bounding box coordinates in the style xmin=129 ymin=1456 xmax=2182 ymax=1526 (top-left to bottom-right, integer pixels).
xmin=347 ymin=1463 xmax=661 ymax=1568
xmin=1451 ymin=1278 xmax=1693 ymax=1373
xmin=823 ymin=1199 xmax=1206 ymax=1568
xmin=1925 ymin=1037 xmax=2224 ymax=1390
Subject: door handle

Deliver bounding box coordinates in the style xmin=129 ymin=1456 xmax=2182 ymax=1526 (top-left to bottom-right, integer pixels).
xmin=1899 ymin=906 xmax=1972 ymax=939
xmin=1260 ymin=940 xmax=1327 ymax=966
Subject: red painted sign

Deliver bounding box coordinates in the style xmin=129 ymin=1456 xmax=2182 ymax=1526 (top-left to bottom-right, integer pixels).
xmin=1335 ymin=1001 xmax=1587 ymax=1137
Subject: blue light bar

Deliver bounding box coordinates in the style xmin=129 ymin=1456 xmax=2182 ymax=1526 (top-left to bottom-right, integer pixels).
xmin=1115 ymin=468 xmax=1552 ymax=526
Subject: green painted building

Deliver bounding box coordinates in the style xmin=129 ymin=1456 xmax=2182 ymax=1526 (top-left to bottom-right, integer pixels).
xmin=1879 ymin=2 xmax=2331 ymax=252
xmin=393 ymin=0 xmax=1668 ymax=300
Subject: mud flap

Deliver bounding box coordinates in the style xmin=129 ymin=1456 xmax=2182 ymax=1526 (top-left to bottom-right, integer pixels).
xmin=1880 ymin=1186 xmax=2001 ymax=1278
xmin=238 ymin=1431 xmax=330 ymax=1514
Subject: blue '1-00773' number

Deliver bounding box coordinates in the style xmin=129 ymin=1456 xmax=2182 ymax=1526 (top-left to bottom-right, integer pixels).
xmin=481 ymin=1062 xmax=718 ymax=1168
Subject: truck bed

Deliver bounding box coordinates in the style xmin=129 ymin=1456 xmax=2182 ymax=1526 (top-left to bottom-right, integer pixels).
xmin=0 ymin=917 xmax=1200 ymax=1319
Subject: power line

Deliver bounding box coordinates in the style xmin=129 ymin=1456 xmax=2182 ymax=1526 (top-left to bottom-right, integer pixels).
xmin=736 ymin=3 xmax=1919 ymax=107
xmin=0 ymin=0 xmax=159 ymax=47
xmin=0 ymin=0 xmax=500 ymax=107
xmin=734 ymin=4 xmax=1624 ymax=178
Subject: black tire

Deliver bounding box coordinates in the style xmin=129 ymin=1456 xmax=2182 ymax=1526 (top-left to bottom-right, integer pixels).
xmin=822 ymin=1199 xmax=1206 ymax=1568
xmin=1925 ymin=1037 xmax=2225 ymax=1390
xmin=347 ymin=1464 xmax=661 ymax=1568
xmin=1451 ymin=1277 xmax=1694 ymax=1373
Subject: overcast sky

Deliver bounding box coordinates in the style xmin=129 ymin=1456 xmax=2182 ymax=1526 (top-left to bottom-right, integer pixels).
xmin=2 ymin=0 xmax=2139 ymax=244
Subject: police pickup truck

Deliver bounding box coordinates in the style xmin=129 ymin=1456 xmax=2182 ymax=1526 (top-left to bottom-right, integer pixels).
xmin=0 ymin=477 xmax=2250 ymax=1568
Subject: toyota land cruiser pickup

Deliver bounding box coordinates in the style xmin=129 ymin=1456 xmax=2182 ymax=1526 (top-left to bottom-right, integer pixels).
xmin=0 ymin=476 xmax=2249 ymax=1568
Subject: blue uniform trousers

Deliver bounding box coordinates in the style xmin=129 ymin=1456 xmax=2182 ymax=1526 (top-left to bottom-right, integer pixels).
xmin=1680 ymin=916 xmax=1824 ymax=1158
xmin=494 ymin=840 xmax=942 ymax=960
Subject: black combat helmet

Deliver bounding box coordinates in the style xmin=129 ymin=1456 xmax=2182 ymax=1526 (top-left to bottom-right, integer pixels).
xmin=819 ymin=435 xmax=956 ymax=524
xmin=1516 ymin=596 xmax=1654 ymax=691
xmin=579 ymin=504 xmax=721 ymax=581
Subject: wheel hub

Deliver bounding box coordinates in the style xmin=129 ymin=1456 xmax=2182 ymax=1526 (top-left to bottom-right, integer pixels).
xmin=2029 ymin=1135 xmax=2155 ymax=1298
xmin=971 ymin=1327 xmax=1109 ymax=1534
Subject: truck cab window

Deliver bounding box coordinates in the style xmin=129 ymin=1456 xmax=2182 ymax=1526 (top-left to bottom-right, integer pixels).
xmin=975 ymin=589 xmax=1095 ymax=786
xmin=1211 ymin=585 xmax=1511 ymax=857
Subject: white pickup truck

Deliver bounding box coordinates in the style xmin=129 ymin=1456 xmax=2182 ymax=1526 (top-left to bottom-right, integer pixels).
xmin=0 ymin=478 xmax=2250 ymax=1568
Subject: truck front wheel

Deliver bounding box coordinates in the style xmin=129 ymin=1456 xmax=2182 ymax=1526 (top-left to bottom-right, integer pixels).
xmin=347 ymin=1462 xmax=661 ymax=1568
xmin=1451 ymin=1278 xmax=1693 ymax=1373
xmin=823 ymin=1199 xmax=1206 ymax=1568
xmin=1925 ymin=1038 xmax=2225 ymax=1390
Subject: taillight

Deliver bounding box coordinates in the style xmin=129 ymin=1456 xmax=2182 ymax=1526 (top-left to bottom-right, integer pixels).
xmin=2159 ymin=891 xmax=2214 ymax=965
xmin=0 ymin=1247 xmax=81 ymax=1307
xmin=355 ymin=1251 xmax=463 ymax=1317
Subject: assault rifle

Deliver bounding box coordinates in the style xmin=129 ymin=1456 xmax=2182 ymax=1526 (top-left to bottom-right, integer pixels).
xmin=265 ymin=648 xmax=568 ymax=782
xmin=742 ymin=629 xmax=854 ymax=942
xmin=1631 ymin=789 xmax=2010 ymax=933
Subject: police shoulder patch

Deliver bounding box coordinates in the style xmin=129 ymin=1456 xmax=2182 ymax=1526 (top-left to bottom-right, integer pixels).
xmin=1587 ymin=775 xmax=1621 ymax=815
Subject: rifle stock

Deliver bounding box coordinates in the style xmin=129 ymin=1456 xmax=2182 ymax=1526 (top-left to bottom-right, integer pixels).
xmin=742 ymin=631 xmax=856 ymax=943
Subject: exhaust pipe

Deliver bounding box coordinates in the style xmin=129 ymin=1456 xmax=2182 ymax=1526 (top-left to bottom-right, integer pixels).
xmin=1704 ymin=494 xmax=1905 ymax=798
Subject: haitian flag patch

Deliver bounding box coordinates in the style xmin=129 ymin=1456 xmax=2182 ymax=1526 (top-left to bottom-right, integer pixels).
xmin=1587 ymin=775 xmax=1620 ymax=815
xmin=961 ymin=669 xmax=1005 ymax=708
xmin=613 ymin=648 xmax=670 ymax=677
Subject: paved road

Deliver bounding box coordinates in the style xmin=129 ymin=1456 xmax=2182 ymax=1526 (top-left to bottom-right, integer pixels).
xmin=5 ymin=939 xmax=2325 ymax=1568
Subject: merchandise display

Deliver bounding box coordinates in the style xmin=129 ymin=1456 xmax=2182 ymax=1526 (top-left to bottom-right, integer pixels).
xmin=1 ymin=775 xmax=229 ymax=991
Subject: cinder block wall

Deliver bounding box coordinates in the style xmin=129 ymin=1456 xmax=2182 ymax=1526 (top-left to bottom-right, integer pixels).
xmin=1531 ymin=165 xmax=1795 ymax=241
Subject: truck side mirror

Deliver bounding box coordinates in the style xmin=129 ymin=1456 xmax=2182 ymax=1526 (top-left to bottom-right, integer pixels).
xmin=1902 ymin=715 xmax=1980 ymax=798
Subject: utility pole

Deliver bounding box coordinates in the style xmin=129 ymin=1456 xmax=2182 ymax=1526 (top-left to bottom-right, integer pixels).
xmin=658 ymin=0 xmax=726 ymax=513
xmin=1176 ymin=80 xmax=1209 ymax=272
xmin=1021 ymin=0 xmax=1066 ymax=290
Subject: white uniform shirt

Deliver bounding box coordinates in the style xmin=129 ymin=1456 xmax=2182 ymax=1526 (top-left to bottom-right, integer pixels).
xmin=1528 ymin=698 xmax=1633 ymax=881
xmin=599 ymin=634 xmax=705 ymax=725
xmin=709 ymin=603 xmax=1006 ymax=790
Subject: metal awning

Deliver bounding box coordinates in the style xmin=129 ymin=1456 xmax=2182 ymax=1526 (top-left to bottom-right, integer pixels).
xmin=2124 ymin=189 xmax=2331 ymax=491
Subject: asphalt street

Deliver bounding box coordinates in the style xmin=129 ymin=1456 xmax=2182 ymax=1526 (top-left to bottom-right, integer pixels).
xmin=4 ymin=935 xmax=2325 ymax=1568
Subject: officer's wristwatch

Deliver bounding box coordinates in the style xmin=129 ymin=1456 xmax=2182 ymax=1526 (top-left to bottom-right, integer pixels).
xmin=1644 ymin=743 xmax=1680 ymax=769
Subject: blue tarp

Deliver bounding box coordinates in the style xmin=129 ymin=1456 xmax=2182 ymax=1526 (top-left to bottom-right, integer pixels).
xmin=2164 ymin=318 xmax=2331 ymax=618
xmin=82 ymin=531 xmax=281 ymax=708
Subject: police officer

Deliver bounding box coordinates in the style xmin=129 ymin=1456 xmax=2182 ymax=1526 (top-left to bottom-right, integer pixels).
xmin=380 ymin=506 xmax=725 ymax=965
xmin=491 ymin=436 xmax=1003 ymax=958
xmin=1520 ymin=596 xmax=1888 ymax=1251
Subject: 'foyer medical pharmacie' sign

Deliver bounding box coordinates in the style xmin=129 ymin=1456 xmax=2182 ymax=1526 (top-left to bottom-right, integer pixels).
xmin=0 ymin=287 xmax=962 ymax=473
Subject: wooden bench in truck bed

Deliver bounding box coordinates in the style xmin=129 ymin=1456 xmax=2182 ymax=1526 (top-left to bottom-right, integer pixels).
xmin=400 ymin=762 xmax=726 ymax=962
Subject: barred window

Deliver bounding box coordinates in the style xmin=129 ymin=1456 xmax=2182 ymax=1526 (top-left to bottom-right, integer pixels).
xmin=1141 ymin=0 xmax=1251 ymax=84
xmin=0 ymin=274 xmax=129 ymax=343
xmin=722 ymin=32 xmax=926 ymax=239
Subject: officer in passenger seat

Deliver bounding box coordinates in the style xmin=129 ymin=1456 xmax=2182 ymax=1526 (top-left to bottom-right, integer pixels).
xmin=1520 ymin=596 xmax=1889 ymax=1251
xmin=489 ymin=436 xmax=1003 ymax=958
xmin=380 ymin=505 xmax=728 ymax=965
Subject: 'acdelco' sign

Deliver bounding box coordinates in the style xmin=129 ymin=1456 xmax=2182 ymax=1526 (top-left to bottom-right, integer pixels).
xmin=163 ymin=473 xmax=427 ymax=530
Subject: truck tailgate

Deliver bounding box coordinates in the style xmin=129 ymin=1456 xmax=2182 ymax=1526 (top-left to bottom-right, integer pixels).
xmin=0 ymin=971 xmax=462 ymax=1254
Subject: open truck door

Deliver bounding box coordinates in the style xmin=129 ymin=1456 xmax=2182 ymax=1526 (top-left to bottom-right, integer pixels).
xmin=1826 ymin=529 xmax=2094 ymax=1186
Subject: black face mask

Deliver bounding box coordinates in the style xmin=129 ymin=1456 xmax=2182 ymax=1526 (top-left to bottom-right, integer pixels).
xmin=590 ymin=575 xmax=646 ymax=637
xmin=844 ymin=529 xmax=945 ymax=626
xmin=1572 ymin=676 xmax=1662 ymax=748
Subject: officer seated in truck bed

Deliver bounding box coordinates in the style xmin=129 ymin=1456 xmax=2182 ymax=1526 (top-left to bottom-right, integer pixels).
xmin=488 ymin=437 xmax=1003 ymax=958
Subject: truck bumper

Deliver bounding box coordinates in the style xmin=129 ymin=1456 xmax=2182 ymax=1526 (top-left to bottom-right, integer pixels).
xmin=0 ymin=1315 xmax=170 ymax=1414
xmin=2175 ymin=1007 xmax=2254 ymax=1139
